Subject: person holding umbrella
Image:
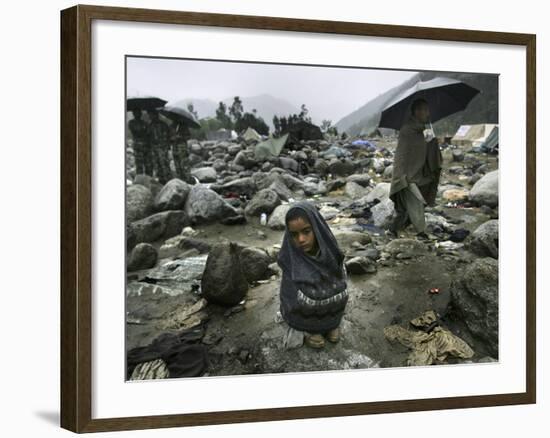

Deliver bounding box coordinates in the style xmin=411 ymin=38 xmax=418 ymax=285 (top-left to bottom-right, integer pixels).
xmin=128 ymin=109 xmax=153 ymax=176
xmin=146 ymin=109 xmax=172 ymax=185
xmin=171 ymin=121 xmax=193 ymax=184
xmin=387 ymin=98 xmax=442 ymax=238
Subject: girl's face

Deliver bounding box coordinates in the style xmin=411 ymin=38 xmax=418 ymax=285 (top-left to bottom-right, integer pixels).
xmin=287 ymin=216 xmax=318 ymax=255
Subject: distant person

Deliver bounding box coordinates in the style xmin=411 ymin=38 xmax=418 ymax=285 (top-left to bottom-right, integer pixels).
xmin=277 ymin=201 xmax=349 ymax=349
xmin=171 ymin=122 xmax=193 ymax=184
xmin=388 ymin=98 xmax=442 ymax=238
xmin=147 ymin=110 xmax=172 ymax=185
xmin=128 ymin=109 xmax=153 ymax=176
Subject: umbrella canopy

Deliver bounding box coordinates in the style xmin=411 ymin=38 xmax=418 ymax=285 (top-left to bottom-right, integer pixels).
xmin=126 ymin=96 xmax=167 ymax=112
xmin=378 ymin=77 xmax=480 ymax=130
xmin=159 ymin=105 xmax=201 ymax=129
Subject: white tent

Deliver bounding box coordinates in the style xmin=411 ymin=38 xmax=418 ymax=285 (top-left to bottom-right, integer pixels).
xmin=451 ymin=124 xmax=498 ymax=147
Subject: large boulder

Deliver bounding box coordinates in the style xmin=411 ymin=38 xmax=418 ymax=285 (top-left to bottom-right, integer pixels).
xmin=239 ymin=247 xmax=273 ymax=283
xmin=469 ymin=170 xmax=498 ymax=207
xmin=371 ymin=198 xmax=395 ymax=228
xmin=153 ymin=179 xmax=190 ymax=211
xmin=127 ymin=184 xmax=153 ymax=223
xmin=127 ymin=243 xmax=158 ymax=271
xmin=469 ymin=219 xmax=499 ymax=258
xmin=268 ymin=204 xmax=291 ymax=230
xmin=448 ymin=257 xmax=499 ymax=355
xmin=201 ymin=242 xmax=248 ymax=306
xmin=346 ymin=173 xmax=371 ymax=187
xmin=345 ymin=181 xmax=368 ymax=199
xmin=365 ymin=182 xmax=391 ymax=203
xmin=244 ymin=189 xmax=281 ymax=217
xmin=129 ymin=210 xmax=190 ymax=245
xmin=184 ymin=184 xmax=239 ymax=224
xmin=328 ymin=159 xmax=356 ymax=177
xmin=345 ymin=256 xmax=377 ymax=275
xmin=191 ymin=167 xmax=218 ymax=183
xmin=218 ymin=177 xmax=257 ymax=197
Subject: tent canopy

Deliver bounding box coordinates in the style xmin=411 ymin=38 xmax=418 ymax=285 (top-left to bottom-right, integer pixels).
xmin=451 ymin=124 xmax=498 ymax=147
xmin=254 ymin=133 xmax=289 ymax=160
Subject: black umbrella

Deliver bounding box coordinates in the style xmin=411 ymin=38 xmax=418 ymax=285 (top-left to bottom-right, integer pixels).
xmin=378 ymin=77 xmax=480 ymax=131
xmin=126 ymin=96 xmax=167 ymax=112
xmin=159 ymin=105 xmax=201 ymax=129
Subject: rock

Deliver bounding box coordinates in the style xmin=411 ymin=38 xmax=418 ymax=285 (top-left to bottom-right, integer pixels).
xmin=442 ymin=188 xmax=469 ymax=203
xmin=345 ymin=181 xmax=368 ymax=199
xmin=448 ymin=257 xmax=499 ymax=355
xmin=371 ymin=158 xmax=386 ymax=174
xmin=449 ymin=228 xmax=470 ymax=242
xmin=326 ymin=178 xmax=347 ymax=193
xmin=268 ymin=204 xmax=291 ymax=230
xmin=239 ymin=247 xmax=273 ymax=283
xmin=153 ymin=179 xmax=190 ymax=211
xmin=345 ymin=256 xmax=377 ymax=274
xmin=191 ymin=166 xmax=218 ymax=182
xmin=452 ymin=150 xmax=465 ymax=161
xmin=346 ymin=173 xmax=371 ymax=187
xmin=328 ymin=159 xmax=356 ymax=177
xmin=365 ymin=182 xmax=391 ymax=202
xmin=371 ymin=198 xmax=395 ymax=228
xmin=127 ymin=184 xmax=153 ymax=223
xmin=283 ymin=327 xmax=304 ymax=350
xmin=127 ymin=243 xmax=158 ymax=271
xmin=244 ymin=189 xmax=281 ymax=216
xmin=129 ymin=210 xmax=190 ymax=244
xmin=184 ymin=184 xmax=239 ymax=224
xmin=385 ymin=238 xmax=427 ymax=258
xmin=469 ymin=170 xmax=498 ymax=207
xmin=201 ymin=242 xmax=248 ymax=306
xmin=383 ymin=165 xmax=394 ymax=178
xmin=268 ymin=180 xmax=293 ymax=201
xmin=218 ymin=177 xmax=257 ymax=197
xmin=333 ymin=230 xmax=371 ymax=248
xmin=130 ymin=359 xmax=170 ymax=380
xmin=279 ymin=157 xmax=299 ymax=173
xmin=425 ymin=212 xmax=455 ymax=233
xmin=133 ymin=174 xmax=163 ymax=198
xmin=470 ymin=219 xmax=499 ymax=258
xmin=319 ymin=205 xmax=340 ymax=221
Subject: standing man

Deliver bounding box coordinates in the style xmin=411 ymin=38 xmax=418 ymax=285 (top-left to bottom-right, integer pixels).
xmin=388 ymin=98 xmax=442 ymax=238
xmin=128 ymin=109 xmax=153 ymax=176
xmin=147 ymin=110 xmax=172 ymax=185
xmin=171 ymin=122 xmax=193 ymax=184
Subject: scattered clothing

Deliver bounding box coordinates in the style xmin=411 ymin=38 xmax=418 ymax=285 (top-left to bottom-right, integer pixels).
xmin=127 ymin=325 xmax=208 ymax=380
xmin=384 ymin=310 xmax=474 ymax=366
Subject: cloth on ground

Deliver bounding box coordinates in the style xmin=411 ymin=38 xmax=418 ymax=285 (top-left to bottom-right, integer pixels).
xmin=384 ymin=310 xmax=474 ymax=366
xmin=277 ymin=201 xmax=349 ymax=333
xmin=126 ymin=325 xmax=209 ymax=379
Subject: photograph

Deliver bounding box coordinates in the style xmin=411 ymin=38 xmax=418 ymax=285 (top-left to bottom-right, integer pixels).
xmin=124 ymin=56 xmax=500 ymax=381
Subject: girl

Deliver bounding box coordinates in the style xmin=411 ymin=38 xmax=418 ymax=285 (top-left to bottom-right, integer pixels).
xmin=277 ymin=201 xmax=349 ymax=349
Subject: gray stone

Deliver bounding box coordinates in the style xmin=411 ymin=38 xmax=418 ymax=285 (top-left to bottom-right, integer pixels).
xmin=218 ymin=177 xmax=257 ymax=197
xmin=469 ymin=170 xmax=498 ymax=207
xmin=346 ymin=173 xmax=371 ymax=187
xmin=268 ymin=180 xmax=293 ymax=201
xmin=127 ymin=243 xmax=158 ymax=271
xmin=452 ymin=150 xmax=465 ymax=162
xmin=345 ymin=256 xmax=377 ymax=274
xmin=333 ymin=230 xmax=371 ymax=248
xmin=127 ymin=184 xmax=153 ymax=223
xmin=191 ymin=166 xmax=218 ymax=182
xmin=448 ymin=257 xmax=499 ymax=356
xmin=244 ymin=189 xmax=281 ymax=216
xmin=470 ymin=219 xmax=499 ymax=258
xmin=184 ymin=184 xmax=239 ymax=224
xmin=385 ymin=238 xmax=427 ymax=257
xmin=365 ymin=182 xmax=391 ymax=202
xmin=371 ymin=198 xmax=395 ymax=228
xmin=153 ymin=178 xmax=190 ymax=211
xmin=268 ymin=204 xmax=291 ymax=230
xmin=129 ymin=210 xmax=190 ymax=244
xmin=201 ymin=242 xmax=248 ymax=306
xmin=345 ymin=181 xmax=368 ymax=199
xmin=328 ymin=159 xmax=356 ymax=177
xmin=239 ymin=247 xmax=273 ymax=283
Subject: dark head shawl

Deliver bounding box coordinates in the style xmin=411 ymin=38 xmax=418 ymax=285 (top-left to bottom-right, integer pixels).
xmin=277 ymin=201 xmax=345 ymax=292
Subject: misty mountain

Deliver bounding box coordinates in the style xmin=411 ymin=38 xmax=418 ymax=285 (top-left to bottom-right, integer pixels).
xmin=335 ymin=71 xmax=498 ymax=137
xmin=173 ymin=94 xmax=299 ymax=129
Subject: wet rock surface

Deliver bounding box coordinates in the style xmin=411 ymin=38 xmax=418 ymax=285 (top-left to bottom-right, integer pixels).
xmin=126 ymin=135 xmax=499 ymax=378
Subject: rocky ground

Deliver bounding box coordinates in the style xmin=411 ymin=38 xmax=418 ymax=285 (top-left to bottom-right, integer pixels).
xmin=125 ymin=135 xmax=499 ymax=380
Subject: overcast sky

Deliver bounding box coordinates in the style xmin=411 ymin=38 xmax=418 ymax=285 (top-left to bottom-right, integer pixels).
xmin=127 ymin=56 xmax=417 ymax=123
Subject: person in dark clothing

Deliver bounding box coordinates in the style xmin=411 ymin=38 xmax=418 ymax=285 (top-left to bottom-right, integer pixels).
xmin=147 ymin=110 xmax=172 ymax=184
xmin=171 ymin=122 xmax=193 ymax=184
xmin=277 ymin=201 xmax=349 ymax=349
xmin=128 ymin=109 xmax=153 ymax=176
xmin=388 ymin=98 xmax=442 ymax=238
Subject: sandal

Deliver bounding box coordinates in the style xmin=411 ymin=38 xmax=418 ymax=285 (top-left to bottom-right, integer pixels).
xmin=304 ymin=333 xmax=325 ymax=349
xmin=325 ymin=327 xmax=341 ymax=343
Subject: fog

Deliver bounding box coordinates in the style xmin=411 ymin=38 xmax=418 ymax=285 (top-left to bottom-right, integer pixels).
xmin=127 ymin=56 xmax=417 ymax=124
